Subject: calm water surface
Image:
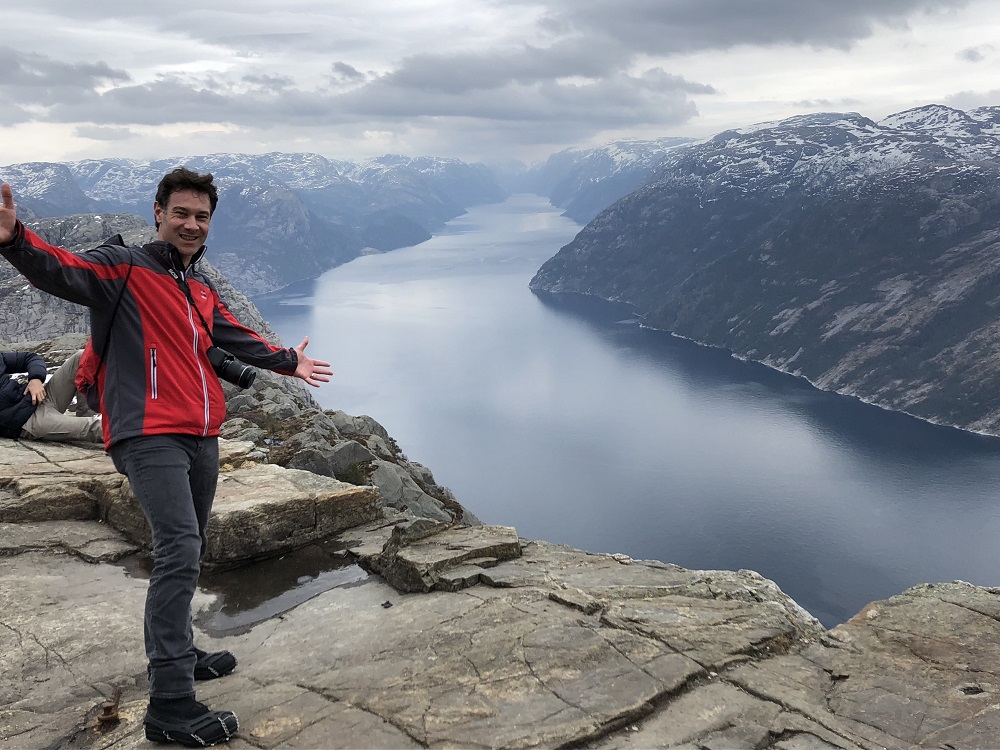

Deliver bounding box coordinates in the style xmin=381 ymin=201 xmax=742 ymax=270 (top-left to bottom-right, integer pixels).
xmin=256 ymin=194 xmax=1000 ymax=627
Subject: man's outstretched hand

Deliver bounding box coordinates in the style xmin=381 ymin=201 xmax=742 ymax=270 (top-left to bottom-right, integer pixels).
xmin=0 ymin=183 xmax=17 ymax=245
xmin=293 ymin=336 xmax=333 ymax=387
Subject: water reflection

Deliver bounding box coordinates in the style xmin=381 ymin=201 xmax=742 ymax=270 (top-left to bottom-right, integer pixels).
xmin=194 ymin=541 xmax=367 ymax=636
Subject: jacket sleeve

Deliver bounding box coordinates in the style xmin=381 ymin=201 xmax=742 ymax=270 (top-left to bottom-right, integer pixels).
xmin=0 ymin=221 xmax=128 ymax=308
xmin=1 ymin=351 xmax=48 ymax=381
xmin=209 ymin=293 xmax=299 ymax=376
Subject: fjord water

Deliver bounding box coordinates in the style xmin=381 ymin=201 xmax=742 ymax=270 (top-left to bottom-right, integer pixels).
xmin=256 ymin=194 xmax=1000 ymax=627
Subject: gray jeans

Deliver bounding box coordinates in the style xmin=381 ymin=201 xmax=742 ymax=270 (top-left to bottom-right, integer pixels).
xmin=110 ymin=434 xmax=220 ymax=699
xmin=20 ymin=349 xmax=102 ymax=443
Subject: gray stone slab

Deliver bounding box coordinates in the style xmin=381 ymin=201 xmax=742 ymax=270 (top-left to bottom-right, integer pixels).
xmin=98 ymin=462 xmax=383 ymax=565
xmin=436 ymin=561 xmax=491 ymax=591
xmin=0 ymin=520 xmax=138 ymax=562
xmin=549 ymin=585 xmax=602 ymax=614
xmin=277 ymin=704 xmax=423 ymax=749
xmin=206 ymin=464 xmax=382 ymax=564
xmin=0 ymin=477 xmax=98 ymax=522
xmin=773 ymin=733 xmax=857 ymax=750
xmin=363 ymin=523 xmax=521 ymax=593
xmin=0 ymin=440 xmax=99 ymax=468
xmin=586 ymin=682 xmax=782 ymax=749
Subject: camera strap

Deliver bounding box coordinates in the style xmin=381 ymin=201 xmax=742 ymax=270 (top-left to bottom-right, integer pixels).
xmin=149 ymin=246 xmax=217 ymax=345
xmin=176 ymin=273 xmax=215 ymax=343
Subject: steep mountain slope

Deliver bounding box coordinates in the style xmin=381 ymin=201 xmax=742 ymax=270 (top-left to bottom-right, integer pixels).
xmin=2 ymin=152 xmax=506 ymax=295
xmin=530 ymin=105 xmax=1000 ymax=433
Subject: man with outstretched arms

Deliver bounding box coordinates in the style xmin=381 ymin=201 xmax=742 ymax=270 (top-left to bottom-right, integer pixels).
xmin=0 ymin=168 xmax=333 ymax=747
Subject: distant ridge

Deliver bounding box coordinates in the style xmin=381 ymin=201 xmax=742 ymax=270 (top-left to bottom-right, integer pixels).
xmin=515 ymin=136 xmax=693 ymax=223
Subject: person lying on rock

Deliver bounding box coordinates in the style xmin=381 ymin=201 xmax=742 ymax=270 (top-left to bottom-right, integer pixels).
xmin=0 ymin=349 xmax=102 ymax=442
xmin=0 ymin=168 xmax=333 ymax=748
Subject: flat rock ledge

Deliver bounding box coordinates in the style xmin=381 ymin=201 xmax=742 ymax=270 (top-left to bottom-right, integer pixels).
xmin=0 ymin=439 xmax=380 ymax=567
xmin=2 ymin=441 xmax=999 ymax=748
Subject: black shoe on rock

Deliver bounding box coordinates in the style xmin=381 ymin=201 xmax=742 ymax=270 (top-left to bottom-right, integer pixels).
xmin=144 ymin=696 xmax=239 ymax=747
xmin=194 ymin=648 xmax=237 ymax=681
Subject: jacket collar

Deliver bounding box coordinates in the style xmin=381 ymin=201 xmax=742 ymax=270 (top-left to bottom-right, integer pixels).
xmin=146 ymin=240 xmax=207 ymax=272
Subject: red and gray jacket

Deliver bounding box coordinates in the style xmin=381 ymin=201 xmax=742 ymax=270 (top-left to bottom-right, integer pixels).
xmin=0 ymin=220 xmax=298 ymax=448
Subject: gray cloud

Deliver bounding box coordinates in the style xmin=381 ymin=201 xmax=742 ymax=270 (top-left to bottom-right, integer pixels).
xmin=791 ymin=98 xmax=865 ymax=109
xmin=0 ymin=104 xmax=32 ymax=128
xmin=944 ymin=89 xmax=1000 ymax=110
xmin=27 ymin=77 xmax=235 ymax=128
xmin=15 ymin=2 xmax=400 ymax=56
xmin=241 ymin=73 xmax=296 ymax=92
xmin=385 ymin=37 xmax=632 ymax=94
xmin=527 ymin=0 xmax=973 ymax=54
xmin=0 ymin=46 xmax=130 ymax=106
xmin=957 ymin=44 xmax=994 ymax=62
xmin=360 ymin=83 xmax=700 ymax=155
xmin=69 ymin=66 xmax=701 ymax=131
xmin=329 ymin=62 xmax=367 ymax=86
xmin=73 ymin=125 xmax=135 ymax=141
xmin=343 ymin=71 xmax=702 ymax=125
xmin=57 ymin=0 xmax=962 ymax=60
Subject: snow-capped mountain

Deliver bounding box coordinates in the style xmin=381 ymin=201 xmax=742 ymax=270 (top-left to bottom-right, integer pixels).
xmin=517 ymin=137 xmax=692 ymax=223
xmin=2 ymin=153 xmax=506 ymax=296
xmin=530 ymin=104 xmax=1000 ymax=434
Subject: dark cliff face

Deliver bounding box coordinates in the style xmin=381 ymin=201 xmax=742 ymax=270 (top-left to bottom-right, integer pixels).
xmin=530 ymin=105 xmax=1000 ymax=433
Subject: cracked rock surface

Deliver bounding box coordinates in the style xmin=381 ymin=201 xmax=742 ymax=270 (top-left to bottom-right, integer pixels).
xmin=2 ymin=435 xmax=1000 ymax=747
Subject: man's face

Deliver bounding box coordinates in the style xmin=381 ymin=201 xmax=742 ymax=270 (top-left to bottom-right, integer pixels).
xmin=154 ymin=189 xmax=212 ymax=265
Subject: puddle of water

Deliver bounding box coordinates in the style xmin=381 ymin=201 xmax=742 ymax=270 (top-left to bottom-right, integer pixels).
xmin=124 ymin=539 xmax=370 ymax=636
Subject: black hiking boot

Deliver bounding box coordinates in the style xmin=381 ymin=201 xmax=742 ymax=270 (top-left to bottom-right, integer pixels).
xmin=194 ymin=648 xmax=237 ymax=680
xmin=144 ymin=696 xmax=239 ymax=746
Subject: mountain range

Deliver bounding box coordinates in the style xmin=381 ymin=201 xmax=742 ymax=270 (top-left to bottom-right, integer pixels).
xmin=2 ymin=153 xmax=505 ymax=296
xmin=530 ymin=104 xmax=1000 ymax=434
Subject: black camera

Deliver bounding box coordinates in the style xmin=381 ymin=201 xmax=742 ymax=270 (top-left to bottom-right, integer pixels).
xmin=206 ymin=346 xmax=257 ymax=389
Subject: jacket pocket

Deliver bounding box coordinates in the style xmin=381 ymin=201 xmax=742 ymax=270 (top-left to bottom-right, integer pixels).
xmin=149 ymin=347 xmax=158 ymax=399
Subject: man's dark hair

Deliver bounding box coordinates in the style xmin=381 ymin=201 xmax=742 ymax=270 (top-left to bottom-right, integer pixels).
xmin=154 ymin=167 xmax=218 ymax=227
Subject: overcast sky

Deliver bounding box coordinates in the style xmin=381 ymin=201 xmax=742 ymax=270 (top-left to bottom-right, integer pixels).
xmin=2 ymin=0 xmax=999 ymax=167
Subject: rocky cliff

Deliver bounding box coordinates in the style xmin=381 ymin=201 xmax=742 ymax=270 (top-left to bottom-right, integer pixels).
xmin=530 ymin=104 xmax=1000 ymax=434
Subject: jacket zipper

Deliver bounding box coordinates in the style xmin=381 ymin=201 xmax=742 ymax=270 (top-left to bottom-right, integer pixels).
xmin=186 ymin=296 xmax=212 ymax=436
